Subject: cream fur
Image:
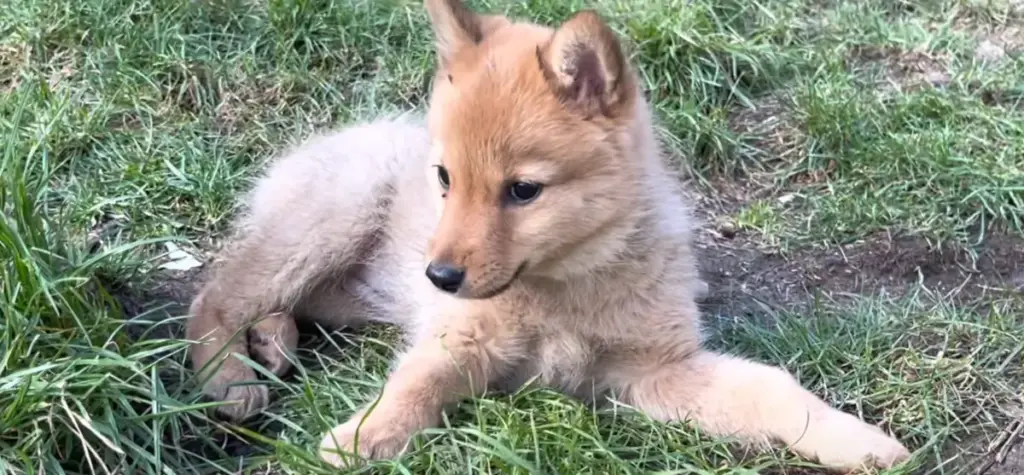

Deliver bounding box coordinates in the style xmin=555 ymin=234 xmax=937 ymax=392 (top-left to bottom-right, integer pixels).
xmin=185 ymin=1 xmax=910 ymax=472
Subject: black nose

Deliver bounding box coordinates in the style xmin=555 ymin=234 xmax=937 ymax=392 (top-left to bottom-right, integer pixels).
xmin=425 ymin=262 xmax=466 ymax=293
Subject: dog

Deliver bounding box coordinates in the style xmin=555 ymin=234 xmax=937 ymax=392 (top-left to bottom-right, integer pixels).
xmin=185 ymin=0 xmax=911 ymax=471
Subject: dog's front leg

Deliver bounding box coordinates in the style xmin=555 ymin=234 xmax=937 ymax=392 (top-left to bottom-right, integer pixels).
xmin=613 ymin=350 xmax=910 ymax=471
xmin=319 ymin=313 xmax=526 ymax=468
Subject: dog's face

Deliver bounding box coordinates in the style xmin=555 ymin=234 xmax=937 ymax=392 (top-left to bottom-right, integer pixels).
xmin=421 ymin=0 xmax=642 ymax=299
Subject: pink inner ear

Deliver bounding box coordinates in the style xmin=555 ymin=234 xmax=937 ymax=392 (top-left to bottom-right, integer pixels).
xmin=565 ymin=47 xmax=606 ymax=103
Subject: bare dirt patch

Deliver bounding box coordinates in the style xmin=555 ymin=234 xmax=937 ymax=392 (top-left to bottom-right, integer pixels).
xmin=957 ymin=13 xmax=1024 ymax=58
xmin=729 ymin=93 xmax=805 ymax=166
xmin=845 ymin=44 xmax=952 ymax=92
xmin=695 ymin=227 xmax=1024 ymax=321
xmin=984 ymin=444 xmax=1024 ymax=475
xmin=113 ymin=267 xmax=205 ymax=340
xmin=0 ymin=43 xmax=28 ymax=93
xmin=947 ymin=411 xmax=1024 ymax=475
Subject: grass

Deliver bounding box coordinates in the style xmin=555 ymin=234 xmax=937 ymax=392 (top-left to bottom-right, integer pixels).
xmin=0 ymin=0 xmax=1022 ymax=474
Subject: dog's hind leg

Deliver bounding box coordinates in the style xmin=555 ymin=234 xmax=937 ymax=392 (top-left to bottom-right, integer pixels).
xmin=186 ymin=117 xmax=428 ymax=422
xmin=186 ymin=230 xmax=376 ymax=422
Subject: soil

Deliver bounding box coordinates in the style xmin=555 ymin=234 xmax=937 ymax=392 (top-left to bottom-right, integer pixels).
xmin=695 ymin=224 xmax=1024 ymax=320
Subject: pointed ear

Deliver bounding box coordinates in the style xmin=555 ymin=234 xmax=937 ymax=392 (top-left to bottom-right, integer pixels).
xmin=537 ymin=10 xmax=633 ymax=118
xmin=424 ymin=0 xmax=508 ymax=66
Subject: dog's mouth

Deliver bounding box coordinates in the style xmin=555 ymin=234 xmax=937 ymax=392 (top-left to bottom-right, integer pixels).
xmin=461 ymin=262 xmax=527 ymax=300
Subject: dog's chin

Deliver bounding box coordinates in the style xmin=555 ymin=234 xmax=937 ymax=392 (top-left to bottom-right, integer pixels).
xmin=457 ymin=263 xmax=527 ymax=300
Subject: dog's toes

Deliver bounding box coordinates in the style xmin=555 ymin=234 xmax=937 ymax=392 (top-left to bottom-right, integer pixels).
xmin=210 ymin=383 xmax=270 ymax=422
xmin=319 ymin=408 xmax=418 ymax=468
xmin=248 ymin=312 xmax=299 ymax=377
xmin=799 ymin=411 xmax=911 ymax=471
xmin=199 ymin=362 xmax=271 ymax=422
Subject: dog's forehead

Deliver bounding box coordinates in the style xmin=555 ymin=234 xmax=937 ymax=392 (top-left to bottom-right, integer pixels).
xmin=431 ymin=26 xmax=610 ymax=179
xmin=437 ymin=91 xmax=607 ymax=183
xmin=437 ymin=68 xmax=549 ymax=158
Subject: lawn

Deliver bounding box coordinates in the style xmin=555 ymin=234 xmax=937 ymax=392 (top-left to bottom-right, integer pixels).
xmin=1 ymin=0 xmax=1022 ymax=473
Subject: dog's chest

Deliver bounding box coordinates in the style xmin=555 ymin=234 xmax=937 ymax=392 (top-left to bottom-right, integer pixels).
xmin=500 ymin=329 xmax=606 ymax=399
xmin=497 ymin=286 xmax=666 ymax=398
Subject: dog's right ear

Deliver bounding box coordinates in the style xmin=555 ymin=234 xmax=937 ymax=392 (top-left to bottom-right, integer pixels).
xmin=424 ymin=0 xmax=508 ymax=66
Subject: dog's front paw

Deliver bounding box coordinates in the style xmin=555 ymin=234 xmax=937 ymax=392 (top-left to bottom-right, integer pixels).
xmin=795 ymin=410 xmax=910 ymax=471
xmin=318 ymin=408 xmax=419 ymax=468
xmin=248 ymin=311 xmax=298 ymax=377
xmin=213 ymin=383 xmax=270 ymax=422
xmin=198 ymin=359 xmax=270 ymax=422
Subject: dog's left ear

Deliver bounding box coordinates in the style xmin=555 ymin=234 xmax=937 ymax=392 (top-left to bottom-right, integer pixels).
xmin=425 ymin=0 xmax=509 ymax=66
xmin=538 ymin=10 xmax=634 ymax=118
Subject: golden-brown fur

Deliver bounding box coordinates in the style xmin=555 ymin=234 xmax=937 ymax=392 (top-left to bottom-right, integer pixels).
xmin=185 ymin=1 xmax=910 ymax=471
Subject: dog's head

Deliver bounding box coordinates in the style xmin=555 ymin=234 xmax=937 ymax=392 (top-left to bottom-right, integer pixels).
xmin=421 ymin=0 xmax=648 ymax=299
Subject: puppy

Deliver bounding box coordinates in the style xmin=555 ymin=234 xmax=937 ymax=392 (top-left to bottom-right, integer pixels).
xmin=186 ymin=0 xmax=910 ymax=471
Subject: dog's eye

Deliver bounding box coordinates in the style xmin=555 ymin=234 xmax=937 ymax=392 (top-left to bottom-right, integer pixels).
xmin=436 ymin=166 xmax=450 ymax=191
xmin=508 ymin=182 xmax=542 ymax=204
